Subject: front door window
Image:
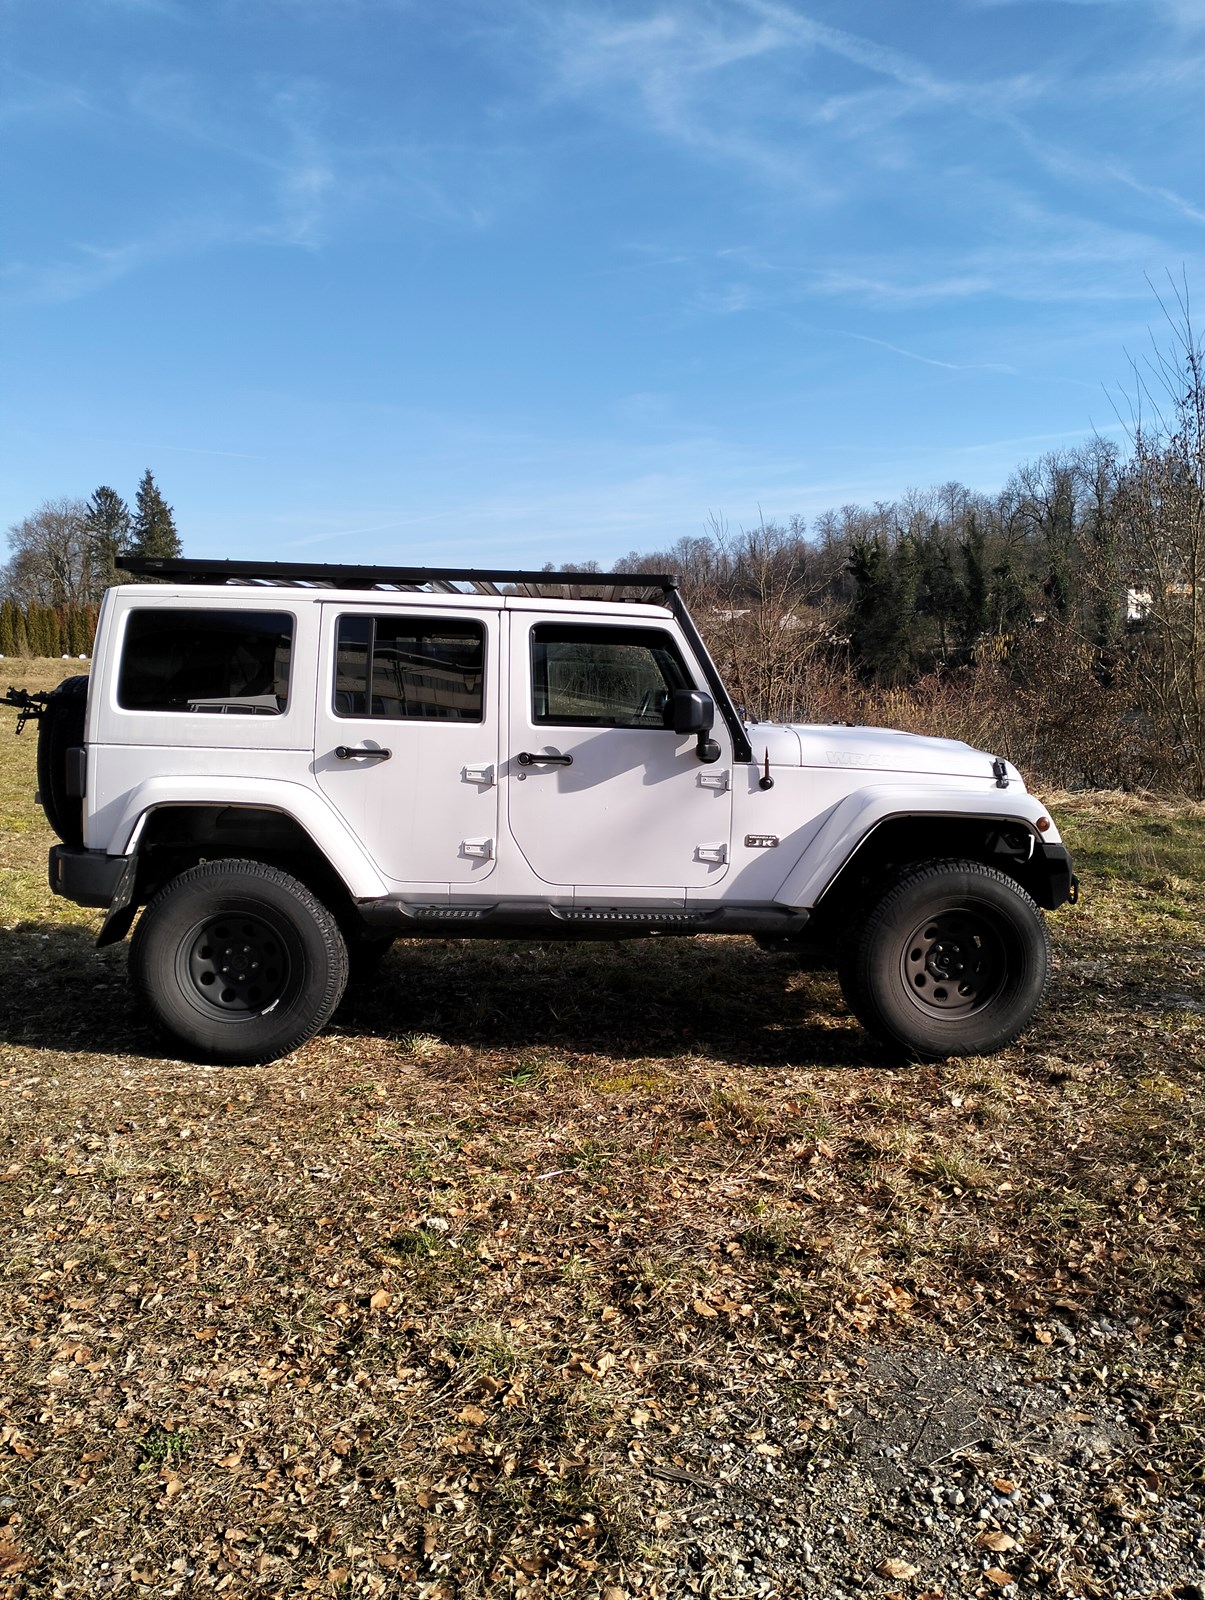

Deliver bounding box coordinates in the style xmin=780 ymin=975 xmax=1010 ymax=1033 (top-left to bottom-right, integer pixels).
xmin=531 ymin=624 xmax=690 ymax=728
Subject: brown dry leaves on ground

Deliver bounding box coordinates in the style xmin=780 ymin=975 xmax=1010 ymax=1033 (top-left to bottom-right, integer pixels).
xmin=1 ymin=684 xmax=1203 ymax=1597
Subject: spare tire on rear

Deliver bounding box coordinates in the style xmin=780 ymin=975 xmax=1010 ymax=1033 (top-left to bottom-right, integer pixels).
xmin=36 ymin=675 xmax=88 ymax=848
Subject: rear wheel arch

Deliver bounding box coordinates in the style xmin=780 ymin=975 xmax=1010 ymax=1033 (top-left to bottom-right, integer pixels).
xmin=121 ymin=804 xmax=365 ymax=936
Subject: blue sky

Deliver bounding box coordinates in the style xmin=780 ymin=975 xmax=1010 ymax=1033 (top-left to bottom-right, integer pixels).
xmin=3 ymin=0 xmax=1204 ymax=568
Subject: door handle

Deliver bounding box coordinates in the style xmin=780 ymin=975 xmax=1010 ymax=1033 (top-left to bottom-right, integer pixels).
xmin=517 ymin=750 xmax=573 ymax=767
xmin=335 ymin=745 xmax=392 ymax=761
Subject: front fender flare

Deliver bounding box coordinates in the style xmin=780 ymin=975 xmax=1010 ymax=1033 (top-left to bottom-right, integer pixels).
xmin=772 ymin=783 xmax=1062 ymax=909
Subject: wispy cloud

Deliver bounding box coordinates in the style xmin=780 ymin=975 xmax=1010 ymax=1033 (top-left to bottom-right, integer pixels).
xmin=529 ymin=0 xmax=1204 ymax=274
xmin=966 ymin=0 xmax=1205 ymax=27
xmin=1106 ymin=166 xmax=1205 ymax=227
xmin=843 ymin=332 xmax=1018 ymax=373
xmin=0 ymin=59 xmax=499 ymax=304
xmin=0 ymin=67 xmax=92 ymax=125
xmin=0 ymin=217 xmax=236 ymax=306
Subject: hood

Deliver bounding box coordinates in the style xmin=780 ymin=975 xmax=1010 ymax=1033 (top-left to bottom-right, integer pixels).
xmin=745 ymin=721 xmax=1021 ymax=784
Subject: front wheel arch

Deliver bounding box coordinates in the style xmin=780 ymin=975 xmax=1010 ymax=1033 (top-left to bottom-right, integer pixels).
xmin=813 ymin=815 xmax=1069 ymax=912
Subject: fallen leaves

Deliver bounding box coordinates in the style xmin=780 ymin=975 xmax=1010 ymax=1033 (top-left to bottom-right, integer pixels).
xmin=0 ymin=1540 xmax=29 ymax=1576
xmin=977 ymin=1531 xmax=1018 ymax=1552
xmin=878 ymin=1557 xmax=919 ymax=1581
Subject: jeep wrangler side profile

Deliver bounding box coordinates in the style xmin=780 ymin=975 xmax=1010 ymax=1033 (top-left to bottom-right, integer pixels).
xmin=10 ymin=557 xmax=1076 ymax=1065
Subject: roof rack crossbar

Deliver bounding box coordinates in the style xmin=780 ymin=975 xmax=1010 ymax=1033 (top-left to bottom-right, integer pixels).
xmin=121 ymin=556 xmax=679 ymax=593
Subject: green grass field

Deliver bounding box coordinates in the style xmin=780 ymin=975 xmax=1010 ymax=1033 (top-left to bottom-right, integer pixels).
xmin=1 ymin=659 xmax=1203 ymax=1597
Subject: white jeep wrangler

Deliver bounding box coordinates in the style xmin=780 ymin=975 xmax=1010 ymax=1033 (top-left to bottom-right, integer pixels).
xmin=10 ymin=558 xmax=1076 ymax=1065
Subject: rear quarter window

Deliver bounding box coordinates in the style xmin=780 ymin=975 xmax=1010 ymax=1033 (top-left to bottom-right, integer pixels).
xmin=117 ymin=609 xmax=294 ymax=714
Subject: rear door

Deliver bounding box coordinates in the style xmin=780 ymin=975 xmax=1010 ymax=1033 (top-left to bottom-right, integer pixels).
xmin=314 ymin=602 xmax=500 ymax=889
xmin=505 ymin=614 xmax=733 ymax=892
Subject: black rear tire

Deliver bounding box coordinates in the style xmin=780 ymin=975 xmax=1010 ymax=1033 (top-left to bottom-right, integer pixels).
xmin=130 ymin=859 xmax=349 ymax=1064
xmin=37 ymin=676 xmax=87 ymax=848
xmin=837 ymin=858 xmax=1051 ymax=1060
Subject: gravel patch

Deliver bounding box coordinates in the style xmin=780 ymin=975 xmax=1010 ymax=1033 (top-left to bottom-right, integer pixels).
xmin=636 ymin=1332 xmax=1205 ymax=1599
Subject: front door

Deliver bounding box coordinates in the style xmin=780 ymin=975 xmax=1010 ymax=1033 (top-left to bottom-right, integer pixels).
xmin=505 ymin=616 xmax=733 ymax=892
xmin=314 ymin=603 xmax=501 ymax=889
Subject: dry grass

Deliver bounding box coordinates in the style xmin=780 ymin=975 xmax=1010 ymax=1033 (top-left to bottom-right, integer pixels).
xmin=1 ymin=661 xmax=1203 ymax=1597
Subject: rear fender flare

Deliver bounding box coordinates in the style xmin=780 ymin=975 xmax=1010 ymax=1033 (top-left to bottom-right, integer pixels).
xmin=107 ymin=777 xmax=390 ymax=902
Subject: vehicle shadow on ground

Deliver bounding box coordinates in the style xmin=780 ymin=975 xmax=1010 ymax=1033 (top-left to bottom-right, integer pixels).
xmin=0 ymin=920 xmax=163 ymax=1058
xmin=0 ymin=920 xmax=879 ymax=1070
xmin=340 ymin=935 xmax=880 ymax=1069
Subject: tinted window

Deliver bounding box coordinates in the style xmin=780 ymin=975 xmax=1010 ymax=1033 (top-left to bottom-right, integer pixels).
xmin=118 ymin=609 xmax=293 ymax=714
xmin=531 ymin=624 xmax=690 ymax=728
xmin=334 ymin=615 xmax=484 ymax=721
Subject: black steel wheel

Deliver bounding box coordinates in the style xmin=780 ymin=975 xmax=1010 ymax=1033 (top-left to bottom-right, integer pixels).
xmin=837 ymin=858 xmax=1051 ymax=1060
xmin=130 ymin=859 xmax=348 ymax=1063
xmin=897 ymin=906 xmax=1008 ymax=1018
xmin=181 ymin=911 xmax=293 ymax=1014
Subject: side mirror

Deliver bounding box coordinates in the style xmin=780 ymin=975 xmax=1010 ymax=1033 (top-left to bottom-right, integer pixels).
xmin=670 ymin=689 xmax=714 ymax=735
xmin=669 ymin=689 xmax=721 ymax=764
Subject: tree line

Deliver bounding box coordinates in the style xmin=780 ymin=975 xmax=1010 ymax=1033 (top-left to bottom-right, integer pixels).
xmin=0 ymin=470 xmax=181 ymax=655
xmin=567 ymin=303 xmax=1205 ymax=797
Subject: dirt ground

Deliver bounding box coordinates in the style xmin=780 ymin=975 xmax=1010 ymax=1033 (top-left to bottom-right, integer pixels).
xmin=1 ymin=661 xmax=1203 ymax=1598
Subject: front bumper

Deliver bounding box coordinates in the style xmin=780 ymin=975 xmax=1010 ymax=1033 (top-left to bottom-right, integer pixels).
xmin=1041 ymin=842 xmax=1079 ymax=909
xmin=48 ymin=845 xmax=127 ymax=908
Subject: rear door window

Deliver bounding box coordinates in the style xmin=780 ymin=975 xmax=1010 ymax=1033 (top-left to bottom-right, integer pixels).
xmin=333 ymin=615 xmax=485 ymax=721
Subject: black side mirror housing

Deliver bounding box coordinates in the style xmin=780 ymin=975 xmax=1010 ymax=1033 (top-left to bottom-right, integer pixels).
xmin=669 ymin=689 xmax=721 ymax=763
xmin=670 ymin=689 xmax=714 ymax=735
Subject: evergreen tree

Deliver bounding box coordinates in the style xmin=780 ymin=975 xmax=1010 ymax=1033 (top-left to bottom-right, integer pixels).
xmin=989 ymin=551 xmax=1033 ymax=643
xmin=0 ymin=599 xmax=17 ymax=655
xmin=847 ymin=534 xmax=920 ymax=685
xmin=85 ymin=485 xmax=132 ymax=593
xmin=918 ymin=536 xmax=965 ymax=664
xmin=66 ymin=604 xmax=90 ymax=655
xmin=958 ymin=518 xmax=991 ymax=648
xmin=26 ymin=604 xmax=54 ymax=656
xmin=129 ymin=470 xmax=181 ymax=565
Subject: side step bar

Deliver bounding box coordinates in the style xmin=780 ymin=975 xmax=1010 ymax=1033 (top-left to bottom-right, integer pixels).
xmin=359 ymin=899 xmax=811 ymax=941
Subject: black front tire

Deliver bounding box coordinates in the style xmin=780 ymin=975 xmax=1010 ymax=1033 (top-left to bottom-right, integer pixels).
xmin=837 ymin=858 xmax=1051 ymax=1060
xmin=130 ymin=859 xmax=349 ymax=1064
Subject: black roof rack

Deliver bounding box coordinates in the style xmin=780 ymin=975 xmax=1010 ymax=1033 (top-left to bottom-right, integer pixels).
xmin=122 ymin=556 xmax=679 ymax=596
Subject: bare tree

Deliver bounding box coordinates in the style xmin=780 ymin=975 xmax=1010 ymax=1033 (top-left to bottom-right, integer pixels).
xmin=3 ymin=499 xmax=93 ymax=609
xmin=698 ymin=515 xmax=843 ymax=723
xmin=1116 ymin=279 xmax=1205 ymax=795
